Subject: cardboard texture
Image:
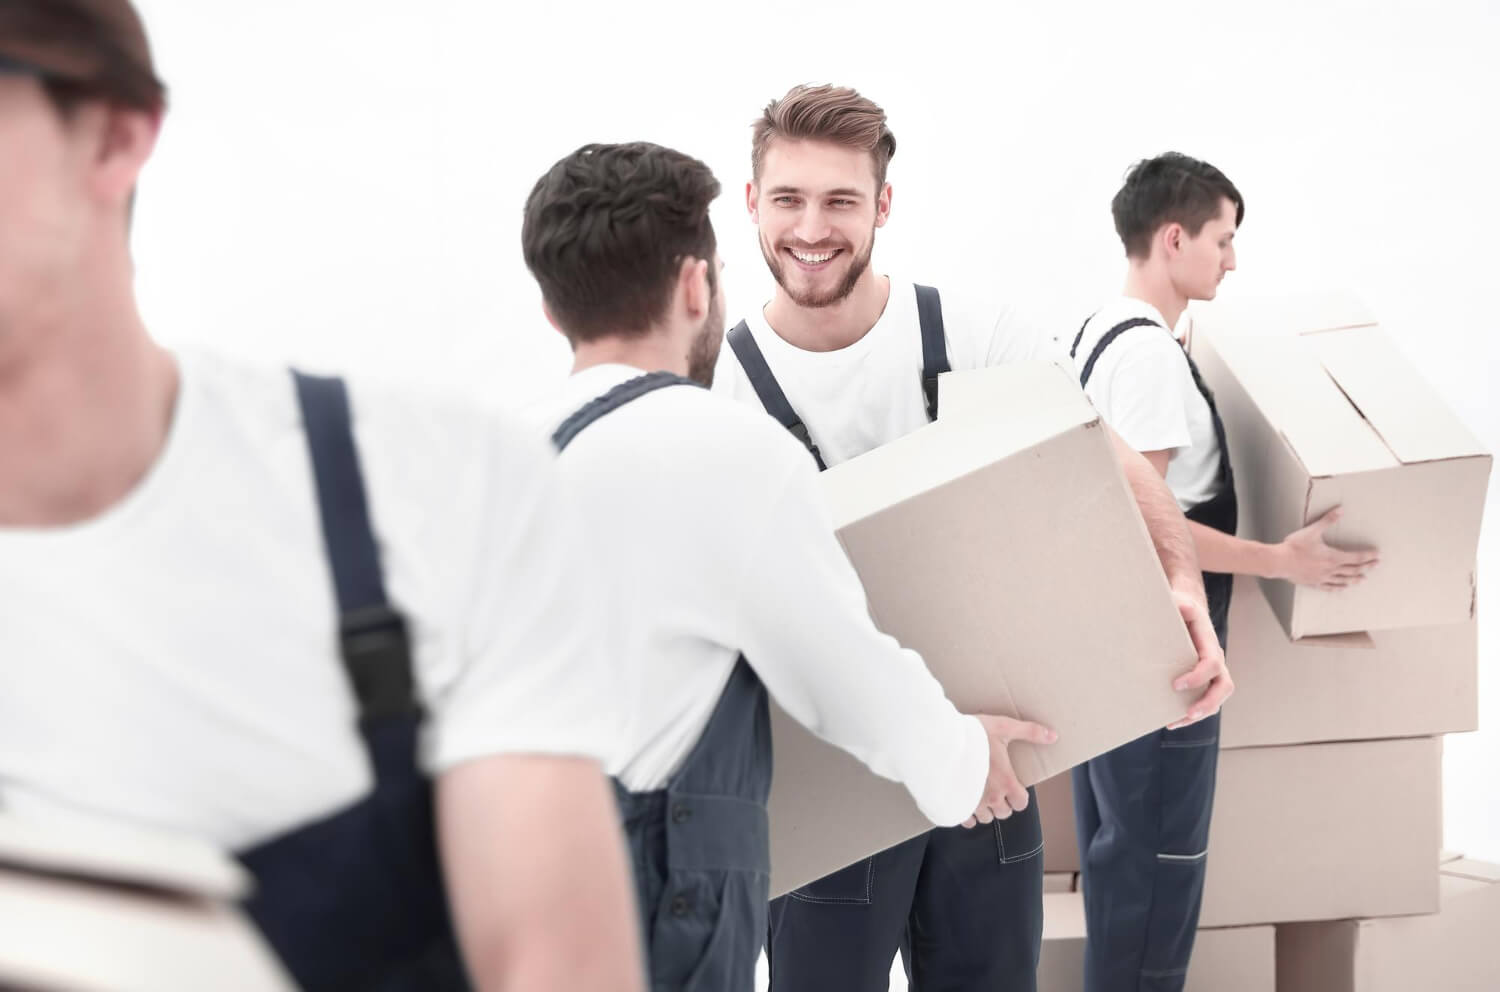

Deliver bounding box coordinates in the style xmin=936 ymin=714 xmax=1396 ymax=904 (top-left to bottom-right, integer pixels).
xmin=768 ymin=362 xmax=1199 ymax=898
xmin=1277 ymin=859 xmax=1500 ymax=992
xmin=1040 ymin=890 xmax=1273 ymax=992
xmin=1199 ymin=737 xmax=1442 ymax=927
xmin=1190 ymin=297 xmax=1490 ymax=638
xmin=0 ymin=815 xmax=290 ymax=991
xmin=1219 ymin=579 xmax=1478 ymax=749
xmin=1042 ymin=871 xmax=1077 ymax=894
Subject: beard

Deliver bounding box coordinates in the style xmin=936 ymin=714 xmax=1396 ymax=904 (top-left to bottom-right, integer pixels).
xmin=760 ymin=230 xmax=875 ymax=309
xmin=686 ymin=293 xmax=725 ymax=387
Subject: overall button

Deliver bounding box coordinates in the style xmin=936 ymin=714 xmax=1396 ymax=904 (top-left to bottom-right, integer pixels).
xmin=671 ymin=803 xmax=692 ymax=824
xmin=670 ymin=894 xmax=692 ymax=917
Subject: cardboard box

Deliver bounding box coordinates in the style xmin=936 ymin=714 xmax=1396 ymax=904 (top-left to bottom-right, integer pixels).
xmin=1190 ymin=296 xmax=1490 ymax=639
xmin=1043 ymin=871 xmax=1077 ymax=894
xmin=1219 ymin=579 xmax=1478 ymax=749
xmin=1199 ymin=737 xmax=1442 ymax=927
xmin=767 ymin=362 xmax=1200 ymax=897
xmin=1277 ymin=859 xmax=1500 ymax=992
xmin=0 ymin=814 xmax=292 ymax=991
xmin=1040 ymin=890 xmax=1273 ymax=992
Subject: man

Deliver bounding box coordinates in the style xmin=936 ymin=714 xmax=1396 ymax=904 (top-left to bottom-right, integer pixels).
xmin=0 ymin=4 xmax=643 ymax=989
xmin=1067 ymin=152 xmax=1379 ymax=992
xmin=522 ymin=140 xmax=1056 ymax=992
xmin=713 ymin=84 xmax=1231 ymax=992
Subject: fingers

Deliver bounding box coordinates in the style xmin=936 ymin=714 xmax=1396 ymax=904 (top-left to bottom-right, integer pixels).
xmin=1004 ymin=783 xmax=1029 ymax=814
xmin=1174 ymin=650 xmax=1222 ymax=692
xmin=1310 ymin=506 xmax=1343 ymax=532
xmin=1190 ymin=670 xmax=1235 ymax=720
xmin=1333 ymin=549 xmax=1380 ymax=568
xmin=1006 ymin=719 xmax=1058 ymax=746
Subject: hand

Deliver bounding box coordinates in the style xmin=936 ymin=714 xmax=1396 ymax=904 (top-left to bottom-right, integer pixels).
xmin=961 ymin=714 xmax=1057 ymax=828
xmin=1276 ymin=507 xmax=1379 ymax=590
xmin=1167 ymin=590 xmax=1233 ymax=730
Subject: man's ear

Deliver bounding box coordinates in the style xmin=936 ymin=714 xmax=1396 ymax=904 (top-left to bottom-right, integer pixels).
xmin=679 ymin=256 xmax=711 ymax=320
xmin=875 ymin=182 xmax=893 ymax=229
xmin=1160 ymin=221 xmax=1185 ymax=260
xmin=746 ymin=181 xmax=760 ymax=223
xmin=91 ymin=105 xmax=162 ymax=212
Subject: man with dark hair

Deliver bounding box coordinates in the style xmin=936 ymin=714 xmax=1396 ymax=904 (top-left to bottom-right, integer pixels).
xmin=716 ymin=84 xmax=1233 ymax=992
xmin=1067 ymin=152 xmax=1378 ymax=992
xmin=0 ymin=3 xmax=646 ymax=990
xmin=523 ymin=140 xmax=1056 ymax=992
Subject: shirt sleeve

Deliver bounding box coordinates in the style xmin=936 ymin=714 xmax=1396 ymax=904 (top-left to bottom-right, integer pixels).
xmin=1088 ymin=333 xmax=1195 ymax=455
xmin=426 ymin=419 xmax=621 ymax=771
xmin=725 ymin=451 xmax=989 ymax=828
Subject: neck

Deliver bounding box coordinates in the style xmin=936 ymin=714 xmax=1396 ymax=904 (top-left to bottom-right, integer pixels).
xmin=1122 ymin=264 xmax=1187 ymax=332
xmin=763 ymin=269 xmax=891 ymax=352
xmin=570 ymin=329 xmax=687 ymax=378
xmin=0 ymin=269 xmax=178 ymax=528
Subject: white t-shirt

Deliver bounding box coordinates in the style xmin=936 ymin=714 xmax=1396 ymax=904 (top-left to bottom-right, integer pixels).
xmin=530 ymin=364 xmax=987 ymax=829
xmin=712 ymin=278 xmax=1055 ymax=467
xmin=1068 ymin=298 xmax=1223 ymax=511
xmin=0 ymin=351 xmax=618 ymax=850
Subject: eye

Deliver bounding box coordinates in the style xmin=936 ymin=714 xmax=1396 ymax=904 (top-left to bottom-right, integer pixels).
xmin=773 ymin=196 xmax=799 ymax=207
xmin=830 ymin=199 xmax=855 ymax=208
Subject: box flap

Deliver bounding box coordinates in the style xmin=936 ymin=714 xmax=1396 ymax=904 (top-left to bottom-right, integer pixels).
xmin=1207 ymin=332 xmax=1397 ymax=477
xmin=821 ymin=362 xmax=1095 ymax=530
xmin=1191 ymin=290 xmax=1377 ymax=340
xmin=1443 ymin=859 xmax=1500 ymax=884
xmin=1302 ymin=325 xmax=1489 ymax=465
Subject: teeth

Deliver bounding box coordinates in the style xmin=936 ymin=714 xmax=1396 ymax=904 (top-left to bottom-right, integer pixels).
xmin=790 ymin=249 xmax=837 ymax=264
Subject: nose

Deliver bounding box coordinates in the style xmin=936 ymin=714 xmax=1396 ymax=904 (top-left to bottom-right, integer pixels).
xmin=1224 ymin=246 xmax=1237 ymax=272
xmin=793 ymin=204 xmax=831 ymax=246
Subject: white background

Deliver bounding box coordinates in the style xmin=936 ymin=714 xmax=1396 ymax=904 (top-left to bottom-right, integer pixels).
xmin=130 ymin=0 xmax=1497 ymax=955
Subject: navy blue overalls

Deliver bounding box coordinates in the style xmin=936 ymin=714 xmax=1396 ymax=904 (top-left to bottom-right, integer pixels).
xmin=1068 ymin=318 xmax=1238 ymax=992
xmin=729 ymin=285 xmax=1045 ymax=992
xmin=553 ymin=372 xmax=775 ymax=992
xmin=238 ymin=372 xmax=468 ymax=991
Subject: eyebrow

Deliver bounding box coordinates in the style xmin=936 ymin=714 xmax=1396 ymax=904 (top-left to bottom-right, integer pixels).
xmin=765 ymin=185 xmax=867 ymax=199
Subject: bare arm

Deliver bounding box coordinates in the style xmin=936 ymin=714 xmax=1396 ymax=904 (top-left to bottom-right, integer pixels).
xmin=1139 ymin=449 xmax=1379 ymax=588
xmin=1108 ymin=428 xmax=1231 ymax=727
xmin=437 ymin=755 xmax=645 ymax=992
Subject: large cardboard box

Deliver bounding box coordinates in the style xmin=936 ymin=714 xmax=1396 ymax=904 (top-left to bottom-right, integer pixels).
xmin=1219 ymin=579 xmax=1478 ymax=749
xmin=1277 ymin=859 xmax=1500 ymax=992
xmin=1190 ymin=297 xmax=1491 ymax=639
xmin=1200 ymin=737 xmax=1442 ymax=927
xmin=1039 ymin=890 xmax=1273 ymax=992
xmin=0 ymin=814 xmax=292 ymax=991
xmin=768 ymin=362 xmax=1200 ymax=897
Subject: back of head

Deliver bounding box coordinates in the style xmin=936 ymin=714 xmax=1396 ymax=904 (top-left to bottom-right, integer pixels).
xmin=522 ymin=142 xmax=721 ymax=344
xmin=1112 ymin=152 xmax=1244 ymax=260
xmin=751 ymin=83 xmax=896 ymax=188
xmin=0 ymin=0 xmax=165 ymax=114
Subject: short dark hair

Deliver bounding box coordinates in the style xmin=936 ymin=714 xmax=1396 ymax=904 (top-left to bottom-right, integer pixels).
xmin=0 ymin=0 xmax=166 ymax=116
xmin=523 ymin=142 xmax=721 ymax=344
xmin=752 ymin=83 xmax=897 ymax=187
xmin=1112 ymin=152 xmax=1244 ymax=259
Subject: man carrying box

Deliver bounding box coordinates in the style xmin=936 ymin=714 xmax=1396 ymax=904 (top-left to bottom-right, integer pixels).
xmin=0 ymin=3 xmax=646 ymax=989
xmin=714 ymin=84 xmax=1231 ymax=992
xmin=522 ymin=140 xmax=1055 ymax=992
xmin=1067 ymin=152 xmax=1379 ymax=992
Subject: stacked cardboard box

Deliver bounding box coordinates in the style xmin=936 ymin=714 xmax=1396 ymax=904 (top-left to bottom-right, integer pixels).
xmin=1037 ymin=294 xmax=1489 ymax=984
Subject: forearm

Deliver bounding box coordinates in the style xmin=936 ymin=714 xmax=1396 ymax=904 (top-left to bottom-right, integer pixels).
xmin=1110 ymin=427 xmax=1206 ymax=605
xmin=1188 ymin=519 xmax=1283 ymax=578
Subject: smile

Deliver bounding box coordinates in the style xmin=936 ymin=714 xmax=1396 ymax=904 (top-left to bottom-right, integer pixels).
xmin=786 ymin=247 xmax=842 ymax=266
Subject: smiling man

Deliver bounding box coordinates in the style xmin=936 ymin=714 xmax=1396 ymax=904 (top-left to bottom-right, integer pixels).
xmin=715 ymin=84 xmax=1232 ymax=992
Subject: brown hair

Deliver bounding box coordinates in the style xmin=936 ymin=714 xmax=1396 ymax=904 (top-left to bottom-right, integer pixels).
xmin=751 ymin=84 xmax=896 ymax=187
xmin=0 ymin=0 xmax=165 ymax=114
xmin=1112 ymin=152 xmax=1244 ymax=259
xmin=523 ymin=142 xmax=721 ymax=344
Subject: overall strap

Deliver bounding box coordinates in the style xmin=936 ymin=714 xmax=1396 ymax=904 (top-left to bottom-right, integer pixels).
xmin=553 ymin=371 xmax=697 ymax=452
xmin=726 ymin=321 xmax=827 ymax=471
xmin=292 ymin=371 xmax=418 ymax=725
xmin=1072 ymin=317 xmax=1163 ymax=388
xmin=915 ymin=284 xmax=950 ymax=421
